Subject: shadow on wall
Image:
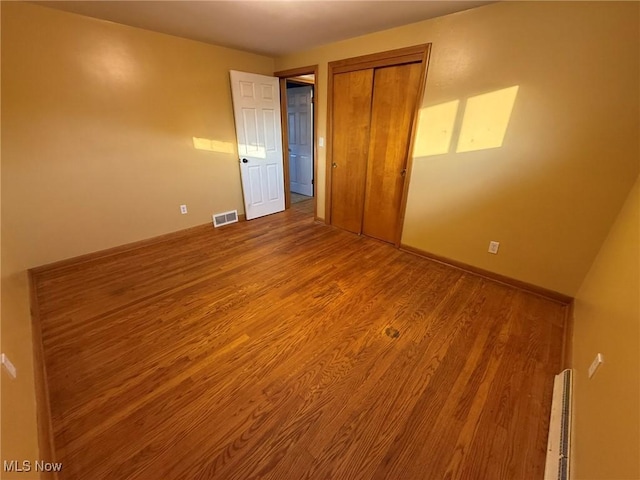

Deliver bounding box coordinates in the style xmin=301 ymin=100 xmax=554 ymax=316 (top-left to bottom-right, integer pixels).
xmin=403 ymin=147 xmax=585 ymax=293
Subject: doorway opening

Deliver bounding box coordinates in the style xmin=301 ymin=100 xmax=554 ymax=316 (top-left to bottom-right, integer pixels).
xmin=275 ymin=66 xmax=319 ymax=220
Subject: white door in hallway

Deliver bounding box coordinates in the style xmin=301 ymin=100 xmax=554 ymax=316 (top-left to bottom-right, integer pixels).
xmin=287 ymin=85 xmax=314 ymax=197
xmin=230 ymin=70 xmax=285 ymax=220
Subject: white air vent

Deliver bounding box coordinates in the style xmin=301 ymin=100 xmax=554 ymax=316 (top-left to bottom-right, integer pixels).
xmin=212 ymin=210 xmax=238 ymax=228
xmin=544 ymin=369 xmax=573 ymax=480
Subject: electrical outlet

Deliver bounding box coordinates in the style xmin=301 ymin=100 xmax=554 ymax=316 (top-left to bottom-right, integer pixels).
xmin=488 ymin=241 xmax=500 ymax=254
xmin=180 ymin=205 xmax=188 ymax=215
xmin=318 ymin=137 xmax=325 ymax=147
xmin=1 ymin=353 xmax=17 ymax=379
xmin=588 ymin=353 xmax=604 ymax=379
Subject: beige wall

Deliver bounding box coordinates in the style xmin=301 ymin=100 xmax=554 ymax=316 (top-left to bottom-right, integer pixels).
xmin=571 ymin=175 xmax=639 ymax=479
xmin=3 ymin=2 xmax=274 ymax=269
xmin=1 ymin=2 xmax=273 ymax=474
xmin=1 ymin=271 xmax=40 ymax=479
xmin=275 ymin=1 xmax=640 ymax=296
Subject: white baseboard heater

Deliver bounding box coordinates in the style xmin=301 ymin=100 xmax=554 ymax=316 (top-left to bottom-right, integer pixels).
xmin=544 ymin=369 xmax=573 ymax=480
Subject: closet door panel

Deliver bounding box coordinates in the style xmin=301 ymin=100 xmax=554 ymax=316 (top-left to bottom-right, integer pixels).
xmin=362 ymin=62 xmax=422 ymax=243
xmin=330 ymin=69 xmax=374 ymax=234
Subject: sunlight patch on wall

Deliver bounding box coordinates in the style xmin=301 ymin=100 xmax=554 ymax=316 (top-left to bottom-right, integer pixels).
xmin=413 ymin=100 xmax=460 ymax=157
xmin=192 ymin=137 xmax=235 ymax=154
xmin=412 ymin=86 xmax=519 ymax=158
xmin=456 ymin=86 xmax=519 ymax=153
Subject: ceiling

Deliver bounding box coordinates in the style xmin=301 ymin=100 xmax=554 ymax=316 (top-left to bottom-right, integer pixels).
xmin=37 ymin=1 xmax=493 ymax=56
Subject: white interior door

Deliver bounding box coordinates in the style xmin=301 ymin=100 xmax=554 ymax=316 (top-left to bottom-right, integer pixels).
xmin=287 ymin=85 xmax=314 ymax=197
xmin=230 ymin=70 xmax=285 ymax=220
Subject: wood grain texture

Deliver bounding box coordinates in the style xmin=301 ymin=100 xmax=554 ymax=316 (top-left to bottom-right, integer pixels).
xmin=329 ymin=69 xmax=374 ymax=234
xmin=32 ymin=202 xmax=566 ymax=480
xmin=362 ymin=62 xmax=422 ymax=243
xmin=278 ymin=77 xmax=292 ymax=210
xmin=562 ymin=300 xmax=575 ymax=369
xmin=274 ymin=65 xmax=319 ymax=79
xmin=400 ymin=243 xmax=573 ymax=304
xmin=291 ymin=196 xmax=315 ymax=216
xmin=325 ymin=45 xmax=430 ymax=227
xmin=29 ymin=271 xmax=59 ymax=480
xmin=328 ymin=44 xmax=428 ymax=75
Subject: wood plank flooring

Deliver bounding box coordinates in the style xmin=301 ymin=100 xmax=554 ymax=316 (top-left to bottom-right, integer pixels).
xmin=33 ymin=202 xmax=566 ymax=480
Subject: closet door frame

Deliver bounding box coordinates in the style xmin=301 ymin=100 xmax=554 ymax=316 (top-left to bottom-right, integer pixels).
xmin=326 ymin=44 xmax=431 ymax=247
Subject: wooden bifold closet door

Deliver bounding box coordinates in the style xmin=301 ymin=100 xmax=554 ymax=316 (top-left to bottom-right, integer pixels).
xmin=329 ymin=56 xmax=425 ymax=244
xmin=330 ymin=69 xmax=374 ymax=234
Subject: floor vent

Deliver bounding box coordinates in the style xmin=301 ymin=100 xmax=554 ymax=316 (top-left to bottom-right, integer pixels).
xmin=212 ymin=210 xmax=238 ymax=228
xmin=544 ymin=368 xmax=573 ymax=480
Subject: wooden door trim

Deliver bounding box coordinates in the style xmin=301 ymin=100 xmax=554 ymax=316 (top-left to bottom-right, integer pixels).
xmin=277 ymin=78 xmax=291 ymax=210
xmin=329 ymin=45 xmax=427 ymax=74
xmin=29 ymin=272 xmax=59 ymax=478
xmin=286 ymin=75 xmax=315 ymax=86
xmin=274 ymin=65 xmax=318 ymax=78
xmin=275 ymin=65 xmax=319 ymax=220
xmin=394 ymin=45 xmax=431 ymax=247
xmin=400 ymin=243 xmax=574 ymax=305
xmin=325 ymin=44 xmax=431 ymax=231
xmin=326 ymin=64 xmax=335 ymax=225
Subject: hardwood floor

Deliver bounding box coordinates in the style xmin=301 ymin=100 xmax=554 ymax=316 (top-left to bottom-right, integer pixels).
xmin=290 ymin=193 xmax=313 ymax=205
xmin=33 ymin=202 xmax=566 ymax=480
xmin=294 ymin=196 xmax=314 ymax=213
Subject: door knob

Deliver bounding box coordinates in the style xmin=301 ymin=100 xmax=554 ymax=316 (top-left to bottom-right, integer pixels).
xmin=332 ymin=163 xmax=338 ymax=168
xmin=242 ymin=158 xmax=249 ymax=163
xmin=401 ymin=168 xmax=407 ymax=177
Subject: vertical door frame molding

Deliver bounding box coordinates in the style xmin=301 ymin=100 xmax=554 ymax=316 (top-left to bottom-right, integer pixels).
xmin=274 ymin=65 xmax=320 ymax=220
xmin=326 ymin=44 xmax=431 ymax=246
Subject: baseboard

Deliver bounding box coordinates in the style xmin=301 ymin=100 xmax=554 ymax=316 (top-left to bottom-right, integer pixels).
xmin=30 ymin=215 xmax=245 ymax=277
xmin=400 ymin=244 xmax=573 ymax=305
xmin=562 ymin=301 xmax=575 ymax=369
xmin=28 ymin=272 xmax=58 ymax=480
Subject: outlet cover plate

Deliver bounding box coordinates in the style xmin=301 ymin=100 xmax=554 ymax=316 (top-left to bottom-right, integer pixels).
xmin=488 ymin=241 xmax=500 ymax=254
